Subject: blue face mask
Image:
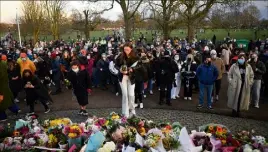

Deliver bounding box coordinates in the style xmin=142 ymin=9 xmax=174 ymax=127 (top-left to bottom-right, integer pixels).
xmin=238 ymin=59 xmax=245 ymax=65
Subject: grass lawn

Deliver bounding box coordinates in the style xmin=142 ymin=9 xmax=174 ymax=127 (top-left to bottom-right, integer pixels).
xmin=2 ymin=29 xmax=268 ymax=42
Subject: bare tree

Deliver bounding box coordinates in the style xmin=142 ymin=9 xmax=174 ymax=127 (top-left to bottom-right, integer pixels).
xmin=88 ymin=0 xmax=143 ymax=40
xmin=44 ymin=0 xmax=67 ymax=40
xmin=147 ymin=0 xmax=181 ymax=40
xmin=21 ymin=1 xmax=44 ymax=43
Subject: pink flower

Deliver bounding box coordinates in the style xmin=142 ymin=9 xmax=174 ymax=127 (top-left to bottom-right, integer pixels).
xmin=15 ymin=145 xmax=22 ymax=151
xmin=121 ymin=117 xmax=127 ymax=124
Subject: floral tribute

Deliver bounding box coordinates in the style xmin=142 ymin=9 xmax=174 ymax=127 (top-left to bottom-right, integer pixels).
xmin=0 ymin=112 xmax=267 ymax=152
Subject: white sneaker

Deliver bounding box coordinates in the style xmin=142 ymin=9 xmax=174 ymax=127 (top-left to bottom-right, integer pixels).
xmin=216 ymin=95 xmax=219 ymax=101
xmin=140 ymin=103 xmax=143 ymax=109
xmin=149 ymin=91 xmax=153 ymax=95
xmin=171 ymin=97 xmax=176 ymax=100
xmin=131 ymin=110 xmax=136 ymax=115
xmin=158 ymin=88 xmax=160 ymax=91
xmin=188 ymin=97 xmax=192 ymax=101
xmin=14 ymin=98 xmax=20 ymax=103
xmin=143 ymin=94 xmax=147 ymax=98
xmin=254 ymin=104 xmax=259 ymax=108
xmin=211 ymin=97 xmax=214 ymax=103
xmin=134 ymin=104 xmax=139 ymax=108
xmin=176 ymin=95 xmax=180 ymax=98
xmin=184 ymin=97 xmax=188 ymax=100
xmin=116 ymin=92 xmax=119 ymax=96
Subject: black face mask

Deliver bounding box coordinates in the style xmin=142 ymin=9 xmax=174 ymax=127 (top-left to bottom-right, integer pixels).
xmin=187 ymin=58 xmax=191 ymax=62
xmin=207 ymin=61 xmax=211 ymax=66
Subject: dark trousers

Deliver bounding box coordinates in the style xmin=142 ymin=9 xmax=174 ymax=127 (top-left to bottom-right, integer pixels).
xmin=100 ymin=71 xmax=108 ymax=89
xmin=160 ymin=82 xmax=172 ymax=103
xmin=54 ymin=78 xmax=61 ymax=92
xmin=212 ymin=79 xmax=222 ymax=96
xmin=183 ymin=79 xmax=193 ymax=97
xmin=0 ymin=104 xmax=19 ymax=120
xmin=135 ymin=81 xmax=143 ymax=104
xmin=111 ymin=75 xmax=120 ymax=93
xmin=27 ymin=97 xmax=49 ymax=113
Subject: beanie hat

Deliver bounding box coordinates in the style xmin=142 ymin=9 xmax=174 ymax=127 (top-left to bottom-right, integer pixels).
xmin=20 ymin=53 xmax=27 ymax=58
xmin=1 ymin=55 xmax=7 ymax=61
xmin=51 ymin=52 xmax=57 ymax=59
xmin=210 ymin=50 xmax=217 ymax=55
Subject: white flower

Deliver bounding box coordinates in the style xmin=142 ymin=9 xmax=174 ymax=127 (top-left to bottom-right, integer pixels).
xmin=98 ymin=147 xmax=110 ymax=152
xmin=103 ymin=141 xmax=116 ymax=151
xmin=244 ymin=148 xmax=253 ymax=152
xmin=253 ymin=150 xmax=261 ymax=152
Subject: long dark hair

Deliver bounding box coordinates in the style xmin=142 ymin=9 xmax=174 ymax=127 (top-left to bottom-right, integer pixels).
xmin=121 ymin=42 xmax=137 ymax=59
xmin=22 ymin=69 xmax=34 ymax=79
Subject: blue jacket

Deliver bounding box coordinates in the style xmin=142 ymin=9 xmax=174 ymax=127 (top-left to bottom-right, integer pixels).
xmin=196 ymin=63 xmax=218 ymax=85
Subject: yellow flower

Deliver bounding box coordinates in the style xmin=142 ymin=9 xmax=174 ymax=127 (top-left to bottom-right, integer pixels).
xmin=68 ymin=133 xmax=77 ymax=138
xmin=208 ymin=126 xmax=214 ymax=131
xmin=139 ymin=127 xmax=146 ymax=136
xmin=136 ymin=149 xmax=142 ymax=152
xmin=105 ymin=120 xmax=110 ymax=126
xmin=111 ymin=115 xmax=120 ymax=120
xmin=221 ymin=140 xmax=226 ymax=145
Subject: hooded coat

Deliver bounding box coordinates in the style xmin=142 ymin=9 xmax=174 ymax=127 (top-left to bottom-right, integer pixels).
xmin=0 ymin=61 xmax=13 ymax=112
xmin=227 ymin=63 xmax=254 ymax=111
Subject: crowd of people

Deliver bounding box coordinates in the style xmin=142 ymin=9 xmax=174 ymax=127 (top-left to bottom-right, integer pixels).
xmin=0 ymin=33 xmax=268 ymax=121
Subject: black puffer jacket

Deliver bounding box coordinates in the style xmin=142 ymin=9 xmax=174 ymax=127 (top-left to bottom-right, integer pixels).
xmin=249 ymin=60 xmax=266 ymax=80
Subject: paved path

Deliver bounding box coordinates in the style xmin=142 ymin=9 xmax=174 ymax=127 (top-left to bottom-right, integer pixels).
xmin=2 ymin=108 xmax=268 ymax=137
xmin=13 ymin=75 xmax=268 ymax=121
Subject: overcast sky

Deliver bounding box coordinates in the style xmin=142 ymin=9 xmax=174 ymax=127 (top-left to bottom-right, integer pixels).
xmin=1 ymin=1 xmax=267 ymax=23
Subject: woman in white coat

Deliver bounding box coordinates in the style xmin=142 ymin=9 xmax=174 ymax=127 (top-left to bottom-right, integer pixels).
xmin=171 ymin=54 xmax=183 ymax=99
xmin=227 ymin=53 xmax=254 ymax=117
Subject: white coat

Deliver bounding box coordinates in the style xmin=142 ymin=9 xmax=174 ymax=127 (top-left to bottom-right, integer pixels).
xmin=227 ymin=63 xmax=254 ymax=111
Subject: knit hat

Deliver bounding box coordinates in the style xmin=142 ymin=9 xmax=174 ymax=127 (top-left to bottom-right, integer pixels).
xmin=1 ymin=55 xmax=7 ymax=61
xmin=51 ymin=52 xmax=57 ymax=59
xmin=164 ymin=51 xmax=170 ymax=57
xmin=210 ymin=50 xmax=217 ymax=55
xmin=20 ymin=53 xmax=27 ymax=58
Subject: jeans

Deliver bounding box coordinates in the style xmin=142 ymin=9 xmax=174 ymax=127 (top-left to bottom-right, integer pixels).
xmin=147 ymin=79 xmax=153 ymax=92
xmin=198 ymin=83 xmax=213 ymax=107
xmin=0 ymin=104 xmax=19 ymax=120
xmin=119 ymin=75 xmax=135 ymax=117
xmin=111 ymin=74 xmax=120 ymax=93
xmin=28 ymin=98 xmax=49 ymax=113
xmin=251 ymin=80 xmax=262 ymax=106
xmin=92 ymin=68 xmax=99 ymax=87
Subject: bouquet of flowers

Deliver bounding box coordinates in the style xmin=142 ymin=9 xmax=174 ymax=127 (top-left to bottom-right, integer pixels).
xmin=64 ymin=124 xmax=84 ymax=149
xmin=200 ymin=124 xmax=230 ymax=146
xmin=44 ymin=118 xmax=72 ymax=129
xmin=63 ymin=124 xmax=84 ymax=139
xmin=145 ymin=128 xmax=165 ymax=151
xmin=97 ymin=141 xmax=116 ymax=152
xmin=47 ymin=134 xmax=58 ymax=148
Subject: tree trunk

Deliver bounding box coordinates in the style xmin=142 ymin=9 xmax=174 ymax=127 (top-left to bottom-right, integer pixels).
xmin=84 ymin=10 xmax=89 ymax=40
xmin=187 ymin=22 xmax=195 ymax=43
xmin=124 ymin=17 xmax=131 ymax=40
xmin=163 ymin=25 xmax=170 ymax=40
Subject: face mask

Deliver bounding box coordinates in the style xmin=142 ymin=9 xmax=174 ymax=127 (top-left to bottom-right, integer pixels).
xmin=87 ymin=56 xmax=91 ymax=59
xmin=102 ymin=57 xmax=106 ymax=60
xmin=72 ymin=68 xmax=79 ymax=73
xmin=16 ymin=51 xmax=20 ymax=54
xmin=174 ymin=56 xmax=179 ymax=61
xmin=22 ymin=58 xmax=26 ymax=61
xmin=48 ymin=52 xmax=51 ymax=56
xmin=238 ymin=59 xmax=245 ymax=65
xmin=211 ymin=54 xmax=216 ymax=59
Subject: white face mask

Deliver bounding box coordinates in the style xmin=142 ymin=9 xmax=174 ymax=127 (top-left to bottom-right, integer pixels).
xmin=72 ymin=68 xmax=79 ymax=73
xmin=211 ymin=54 xmax=217 ymax=59
xmin=48 ymin=52 xmax=51 ymax=56
xmin=174 ymin=56 xmax=179 ymax=61
xmin=22 ymin=58 xmax=27 ymax=61
xmin=87 ymin=56 xmax=91 ymax=59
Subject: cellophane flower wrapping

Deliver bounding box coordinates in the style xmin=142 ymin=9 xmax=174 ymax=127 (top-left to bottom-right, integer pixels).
xmin=69 ymin=136 xmax=82 ymax=149
xmin=97 ymin=141 xmax=116 ymax=152
xmin=145 ymin=128 xmax=166 ymax=152
xmin=85 ymin=131 xmax=105 ymax=152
